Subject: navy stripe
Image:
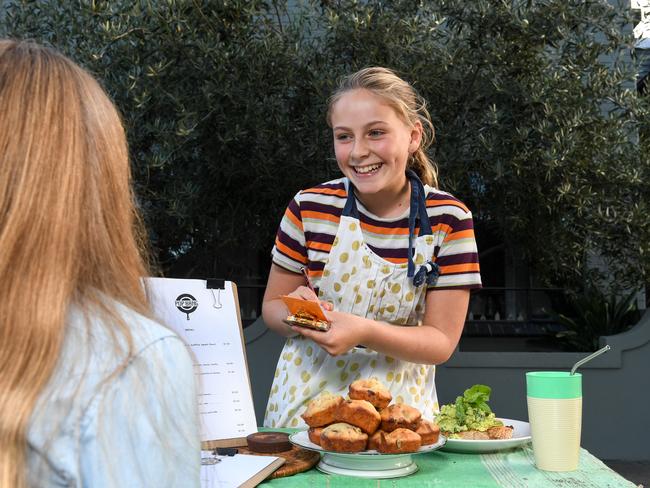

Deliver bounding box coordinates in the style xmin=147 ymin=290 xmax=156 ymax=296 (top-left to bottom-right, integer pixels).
xmin=304 ymin=232 xmax=336 ymax=245
xmin=276 ymin=231 xmax=306 ymax=255
xmin=437 ymin=253 xmax=479 ymax=266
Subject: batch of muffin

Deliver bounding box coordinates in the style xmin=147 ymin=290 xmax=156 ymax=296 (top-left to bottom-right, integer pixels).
xmin=301 ymin=378 xmax=440 ymax=453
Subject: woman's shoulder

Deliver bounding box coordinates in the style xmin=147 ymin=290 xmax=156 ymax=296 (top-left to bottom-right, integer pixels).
xmin=28 ymin=301 xmax=196 ymax=486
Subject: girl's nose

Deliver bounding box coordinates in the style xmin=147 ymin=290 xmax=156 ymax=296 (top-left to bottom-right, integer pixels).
xmin=350 ymin=138 xmax=370 ymax=160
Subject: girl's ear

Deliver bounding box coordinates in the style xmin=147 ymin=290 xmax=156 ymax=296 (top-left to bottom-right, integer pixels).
xmin=409 ymin=121 xmax=423 ymax=153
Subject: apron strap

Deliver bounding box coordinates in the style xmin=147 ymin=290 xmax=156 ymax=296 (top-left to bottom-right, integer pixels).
xmin=342 ymin=178 xmax=360 ymax=219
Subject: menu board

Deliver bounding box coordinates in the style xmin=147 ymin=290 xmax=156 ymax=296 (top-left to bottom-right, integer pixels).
xmin=145 ymin=277 xmax=257 ymax=448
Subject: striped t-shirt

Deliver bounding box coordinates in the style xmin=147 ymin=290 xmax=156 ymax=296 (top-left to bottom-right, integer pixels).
xmin=272 ymin=178 xmax=482 ymax=291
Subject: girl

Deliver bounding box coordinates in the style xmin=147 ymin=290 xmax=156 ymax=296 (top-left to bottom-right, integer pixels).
xmin=262 ymin=67 xmax=482 ymax=428
xmin=0 ymin=40 xmax=200 ymax=487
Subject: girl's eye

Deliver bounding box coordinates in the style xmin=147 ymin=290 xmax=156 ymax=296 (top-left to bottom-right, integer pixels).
xmin=336 ymin=133 xmax=351 ymax=141
xmin=369 ymin=129 xmax=384 ymax=137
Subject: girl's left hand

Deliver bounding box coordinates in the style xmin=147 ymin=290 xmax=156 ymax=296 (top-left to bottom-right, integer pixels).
xmin=290 ymin=309 xmax=369 ymax=356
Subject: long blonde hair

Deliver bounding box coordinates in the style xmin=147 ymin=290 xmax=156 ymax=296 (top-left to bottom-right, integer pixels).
xmin=0 ymin=40 xmax=152 ymax=487
xmin=327 ymin=66 xmax=438 ymax=187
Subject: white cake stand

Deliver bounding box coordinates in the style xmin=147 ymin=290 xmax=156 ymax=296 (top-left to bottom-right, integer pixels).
xmin=289 ymin=430 xmax=446 ymax=479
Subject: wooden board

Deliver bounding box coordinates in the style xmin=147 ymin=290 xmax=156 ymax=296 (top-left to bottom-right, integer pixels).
xmin=237 ymin=445 xmax=320 ymax=479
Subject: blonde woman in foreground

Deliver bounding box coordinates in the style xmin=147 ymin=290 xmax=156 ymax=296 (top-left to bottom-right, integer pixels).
xmin=0 ymin=40 xmax=200 ymax=487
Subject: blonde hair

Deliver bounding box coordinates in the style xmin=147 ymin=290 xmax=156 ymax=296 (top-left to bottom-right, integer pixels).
xmin=327 ymin=66 xmax=438 ymax=188
xmin=0 ymin=40 xmax=152 ymax=487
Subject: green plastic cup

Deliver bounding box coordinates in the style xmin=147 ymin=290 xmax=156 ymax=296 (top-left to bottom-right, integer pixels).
xmin=526 ymin=371 xmax=582 ymax=471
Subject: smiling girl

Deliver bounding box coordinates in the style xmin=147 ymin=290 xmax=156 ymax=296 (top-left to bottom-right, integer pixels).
xmin=262 ymin=67 xmax=482 ymax=428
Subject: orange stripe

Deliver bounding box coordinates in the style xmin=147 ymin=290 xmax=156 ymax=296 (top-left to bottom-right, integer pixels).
xmin=443 ymin=229 xmax=475 ymax=242
xmin=303 ymin=187 xmax=347 ymax=197
xmin=440 ymin=263 xmax=480 ymax=274
xmin=431 ymin=222 xmax=453 ymax=236
xmin=285 ymin=208 xmax=303 ymax=230
xmin=310 ymin=269 xmax=324 ymax=278
xmin=302 ymin=210 xmax=340 ymax=224
xmin=307 ymin=241 xmax=332 ymax=252
xmin=275 ymin=240 xmax=307 ymax=264
xmin=427 ymin=199 xmax=470 ymax=213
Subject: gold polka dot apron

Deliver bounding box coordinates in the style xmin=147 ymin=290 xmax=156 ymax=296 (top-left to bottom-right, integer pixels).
xmin=264 ymin=171 xmax=441 ymax=428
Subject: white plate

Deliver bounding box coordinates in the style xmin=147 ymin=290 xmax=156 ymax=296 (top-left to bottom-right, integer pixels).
xmin=289 ymin=430 xmax=446 ymax=479
xmin=439 ymin=418 xmax=531 ymax=453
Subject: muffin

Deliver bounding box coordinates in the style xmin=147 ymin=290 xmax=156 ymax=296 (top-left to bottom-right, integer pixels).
xmin=336 ymin=399 xmax=381 ymax=434
xmin=415 ymin=418 xmax=440 ymax=445
xmin=301 ymin=393 xmax=344 ymax=427
xmin=377 ymin=428 xmax=422 ymax=454
xmin=320 ymin=423 xmax=368 ymax=452
xmin=348 ymin=378 xmax=392 ymax=410
xmin=367 ymin=430 xmax=385 ymax=451
xmin=380 ymin=404 xmax=422 ymax=432
xmin=308 ymin=426 xmax=325 ymax=446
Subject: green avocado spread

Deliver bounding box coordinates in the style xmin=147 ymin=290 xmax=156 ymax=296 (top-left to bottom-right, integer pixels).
xmin=435 ymin=384 xmax=503 ymax=439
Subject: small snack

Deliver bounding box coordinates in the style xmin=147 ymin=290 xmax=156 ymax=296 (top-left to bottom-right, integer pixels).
xmin=415 ymin=419 xmax=440 ymax=445
xmin=348 ymin=378 xmax=392 ymax=410
xmin=367 ymin=430 xmax=385 ymax=451
xmin=281 ymin=295 xmax=330 ymax=331
xmin=246 ymin=432 xmax=292 ymax=453
xmin=301 ymin=392 xmax=343 ymax=427
xmin=377 ymin=428 xmax=422 ymax=454
xmin=320 ymin=423 xmax=368 ymax=452
xmin=308 ymin=426 xmax=325 ymax=446
xmin=436 ymin=384 xmax=506 ymax=439
xmin=380 ymin=404 xmax=421 ymax=432
xmin=336 ymin=399 xmax=381 ymax=435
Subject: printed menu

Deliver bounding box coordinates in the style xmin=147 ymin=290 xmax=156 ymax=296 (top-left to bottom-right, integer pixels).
xmin=146 ymin=278 xmax=257 ymax=447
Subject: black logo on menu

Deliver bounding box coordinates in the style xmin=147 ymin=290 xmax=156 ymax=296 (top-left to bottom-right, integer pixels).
xmin=175 ymin=294 xmax=198 ymax=320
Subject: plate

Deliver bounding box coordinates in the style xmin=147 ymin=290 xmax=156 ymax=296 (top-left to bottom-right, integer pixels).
xmin=289 ymin=430 xmax=447 ymax=479
xmin=439 ymin=418 xmax=531 ymax=453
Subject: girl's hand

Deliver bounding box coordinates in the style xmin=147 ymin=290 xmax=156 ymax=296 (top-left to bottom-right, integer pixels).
xmin=287 ymin=285 xmax=318 ymax=301
xmin=291 ymin=309 xmax=369 ymax=356
xmin=286 ymin=286 xmax=334 ymax=311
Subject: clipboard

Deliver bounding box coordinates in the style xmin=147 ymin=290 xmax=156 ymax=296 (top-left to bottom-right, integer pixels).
xmin=201 ymin=454 xmax=285 ymax=488
xmin=145 ymin=277 xmax=257 ymax=449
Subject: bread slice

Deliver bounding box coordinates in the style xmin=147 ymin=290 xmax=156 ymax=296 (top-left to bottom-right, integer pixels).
xmin=487 ymin=425 xmax=513 ymax=439
xmin=456 ymin=430 xmax=490 ymax=440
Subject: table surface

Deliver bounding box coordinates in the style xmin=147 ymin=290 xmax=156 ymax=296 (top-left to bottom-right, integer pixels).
xmin=256 ymin=429 xmax=637 ymax=488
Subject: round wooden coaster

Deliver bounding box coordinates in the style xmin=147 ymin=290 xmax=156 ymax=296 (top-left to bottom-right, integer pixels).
xmin=237 ymin=445 xmax=320 ymax=479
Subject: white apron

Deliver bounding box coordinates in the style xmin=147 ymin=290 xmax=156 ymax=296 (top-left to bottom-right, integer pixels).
xmin=264 ymin=171 xmax=441 ymax=428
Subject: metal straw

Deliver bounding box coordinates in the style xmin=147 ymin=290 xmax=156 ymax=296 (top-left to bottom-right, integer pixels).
xmin=570 ymin=345 xmax=611 ymax=375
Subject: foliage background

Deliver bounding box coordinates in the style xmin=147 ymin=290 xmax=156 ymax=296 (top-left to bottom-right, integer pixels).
xmin=2 ymin=0 xmax=649 ymax=293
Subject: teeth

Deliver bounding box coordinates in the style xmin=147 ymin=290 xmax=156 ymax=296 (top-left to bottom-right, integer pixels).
xmin=355 ymin=163 xmax=382 ymax=174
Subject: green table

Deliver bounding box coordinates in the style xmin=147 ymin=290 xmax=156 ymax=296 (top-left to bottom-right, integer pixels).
xmin=259 ymin=430 xmax=636 ymax=488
